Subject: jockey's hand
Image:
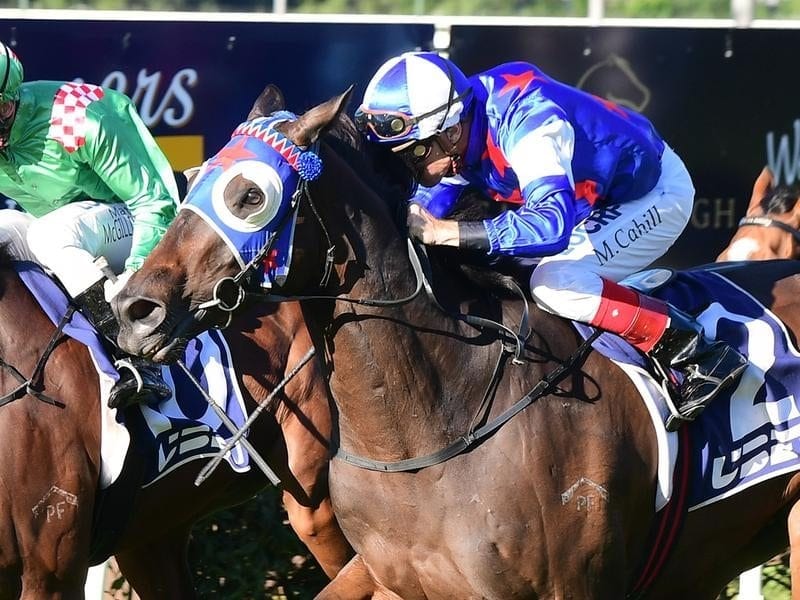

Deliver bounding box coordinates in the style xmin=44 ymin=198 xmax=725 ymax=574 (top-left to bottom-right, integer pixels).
xmin=407 ymin=203 xmax=459 ymax=247
xmin=104 ymin=269 xmax=134 ymax=303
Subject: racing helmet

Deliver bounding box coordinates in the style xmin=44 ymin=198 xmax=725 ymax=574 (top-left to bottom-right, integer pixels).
xmin=355 ymin=52 xmax=472 ymax=145
xmin=0 ymin=42 xmax=23 ymax=102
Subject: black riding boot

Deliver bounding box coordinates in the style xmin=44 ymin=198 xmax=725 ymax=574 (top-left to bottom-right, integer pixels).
xmin=650 ymin=305 xmax=748 ymax=431
xmin=73 ymin=280 xmax=171 ymax=409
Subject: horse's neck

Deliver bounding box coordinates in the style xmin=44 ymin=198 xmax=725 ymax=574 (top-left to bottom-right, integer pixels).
xmin=315 ymin=151 xmax=576 ymax=460
xmin=319 ymin=233 xmax=566 ymax=461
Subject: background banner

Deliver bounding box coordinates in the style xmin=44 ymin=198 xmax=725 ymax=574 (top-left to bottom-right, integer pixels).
xmin=0 ymin=18 xmax=433 ymax=171
xmin=1 ymin=18 xmax=794 ymax=265
xmin=450 ymin=25 xmax=799 ymax=265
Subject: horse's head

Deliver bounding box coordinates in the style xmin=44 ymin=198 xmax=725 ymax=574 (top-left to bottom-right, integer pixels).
xmin=114 ymin=84 xmax=353 ymax=362
xmin=717 ymin=167 xmax=800 ymax=261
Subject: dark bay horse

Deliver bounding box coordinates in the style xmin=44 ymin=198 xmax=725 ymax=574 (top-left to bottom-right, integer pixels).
xmin=0 ymin=252 xmax=351 ymax=599
xmin=113 ymin=86 xmax=800 ymax=598
xmin=718 ymin=166 xmax=800 ymax=261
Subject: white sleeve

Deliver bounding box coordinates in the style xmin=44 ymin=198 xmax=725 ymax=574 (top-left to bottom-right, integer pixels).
xmin=506 ymin=118 xmax=575 ymax=191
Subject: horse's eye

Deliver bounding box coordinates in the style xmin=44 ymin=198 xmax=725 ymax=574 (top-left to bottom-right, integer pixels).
xmin=243 ymin=188 xmax=263 ymax=205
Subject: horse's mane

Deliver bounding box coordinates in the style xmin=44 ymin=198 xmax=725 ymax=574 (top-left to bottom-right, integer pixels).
xmin=324 ymin=115 xmax=527 ymax=299
xmin=761 ymin=184 xmax=800 ymax=215
xmin=324 ymin=113 xmax=415 ymax=226
xmin=0 ymin=242 xmax=15 ymax=267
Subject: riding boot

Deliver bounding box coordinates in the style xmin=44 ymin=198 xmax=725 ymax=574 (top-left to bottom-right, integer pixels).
xmin=72 ymin=279 xmax=171 ymax=409
xmin=590 ymin=278 xmax=748 ymax=431
xmin=650 ymin=305 xmax=748 ymax=431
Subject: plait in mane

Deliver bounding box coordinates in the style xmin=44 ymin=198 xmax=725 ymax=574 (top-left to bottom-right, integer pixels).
xmin=0 ymin=242 xmax=16 ymax=268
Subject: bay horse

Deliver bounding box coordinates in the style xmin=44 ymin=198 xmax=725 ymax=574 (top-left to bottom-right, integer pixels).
xmin=113 ymin=85 xmax=800 ymax=598
xmin=0 ymin=250 xmax=351 ymax=599
xmin=717 ymin=166 xmax=800 ymax=261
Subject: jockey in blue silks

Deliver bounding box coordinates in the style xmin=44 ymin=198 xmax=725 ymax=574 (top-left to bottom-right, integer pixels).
xmin=355 ymin=51 xmax=747 ymax=429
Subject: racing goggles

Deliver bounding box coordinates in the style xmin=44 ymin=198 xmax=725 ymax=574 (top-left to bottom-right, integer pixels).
xmin=355 ymin=88 xmax=471 ymax=141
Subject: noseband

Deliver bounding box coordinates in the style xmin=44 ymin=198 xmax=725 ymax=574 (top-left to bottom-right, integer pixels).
xmin=738 ymin=215 xmax=800 ymax=246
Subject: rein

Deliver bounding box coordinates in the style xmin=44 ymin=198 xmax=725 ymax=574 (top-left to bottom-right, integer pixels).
xmin=0 ymin=305 xmax=73 ymax=408
xmin=175 ymin=358 xmax=283 ymax=487
xmin=738 ymin=215 xmax=800 ymax=245
xmin=193 ymin=345 xmax=317 ymax=487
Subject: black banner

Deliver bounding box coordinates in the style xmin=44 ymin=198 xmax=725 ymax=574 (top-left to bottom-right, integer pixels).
xmin=2 ymin=19 xmax=796 ymax=267
xmin=0 ymin=18 xmax=432 ymax=176
xmin=451 ymin=25 xmax=798 ymax=266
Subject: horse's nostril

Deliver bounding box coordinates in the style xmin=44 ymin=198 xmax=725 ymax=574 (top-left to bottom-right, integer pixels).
xmin=127 ymin=298 xmax=162 ymax=325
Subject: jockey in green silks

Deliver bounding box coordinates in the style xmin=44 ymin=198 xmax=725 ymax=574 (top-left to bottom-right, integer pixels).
xmin=0 ymin=41 xmax=179 ymax=409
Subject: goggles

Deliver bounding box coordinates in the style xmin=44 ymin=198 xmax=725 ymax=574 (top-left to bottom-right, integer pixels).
xmin=355 ymin=88 xmax=471 ymax=141
xmin=394 ymin=138 xmax=436 ymax=165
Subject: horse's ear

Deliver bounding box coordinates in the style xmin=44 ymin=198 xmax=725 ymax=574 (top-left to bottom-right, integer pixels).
xmin=248 ymin=85 xmax=286 ymax=120
xmin=283 ymin=86 xmax=354 ymax=147
xmin=184 ymin=165 xmax=202 ymax=192
xmin=747 ymin=166 xmax=775 ymax=214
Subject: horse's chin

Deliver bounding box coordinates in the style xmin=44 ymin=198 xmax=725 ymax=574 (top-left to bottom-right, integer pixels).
xmin=151 ymin=337 xmax=190 ymax=364
xmin=146 ymin=308 xmax=226 ymax=364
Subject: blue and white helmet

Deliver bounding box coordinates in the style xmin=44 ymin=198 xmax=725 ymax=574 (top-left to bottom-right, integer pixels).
xmin=355 ymin=52 xmax=472 ymax=145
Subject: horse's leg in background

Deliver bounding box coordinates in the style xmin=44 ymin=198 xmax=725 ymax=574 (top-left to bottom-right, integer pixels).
xmin=279 ymin=392 xmax=353 ymax=578
xmin=115 ymin=526 xmax=197 ymax=600
xmin=245 ymin=313 xmax=354 ymax=580
xmin=283 ymin=490 xmax=350 ymax=579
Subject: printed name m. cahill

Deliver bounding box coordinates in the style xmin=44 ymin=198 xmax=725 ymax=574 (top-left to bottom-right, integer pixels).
xmin=594 ymin=205 xmax=663 ymax=265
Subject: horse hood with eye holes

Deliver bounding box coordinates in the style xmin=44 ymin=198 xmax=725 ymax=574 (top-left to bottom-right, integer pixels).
xmin=181 ymin=111 xmax=322 ymax=288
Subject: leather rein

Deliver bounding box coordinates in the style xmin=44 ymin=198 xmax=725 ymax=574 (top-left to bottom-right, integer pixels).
xmin=0 ymin=303 xmax=72 ymax=408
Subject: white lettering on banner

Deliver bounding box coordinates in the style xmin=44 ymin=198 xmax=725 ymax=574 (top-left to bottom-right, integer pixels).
xmin=97 ymin=68 xmax=198 ymax=129
xmin=766 ymin=119 xmax=800 ymax=185
xmin=691 ymin=198 xmax=737 ymax=229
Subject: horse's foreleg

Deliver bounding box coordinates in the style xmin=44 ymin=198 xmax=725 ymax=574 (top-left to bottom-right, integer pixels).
xmin=115 ymin=527 xmax=196 ymax=600
xmin=789 ymin=501 xmax=800 ymax=600
xmin=314 ymin=554 xmax=401 ymax=600
xmin=283 ymin=490 xmax=353 ymax=579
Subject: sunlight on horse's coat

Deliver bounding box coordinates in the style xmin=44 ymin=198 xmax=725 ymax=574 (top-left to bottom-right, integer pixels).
xmin=722 ymin=237 xmax=761 ymax=261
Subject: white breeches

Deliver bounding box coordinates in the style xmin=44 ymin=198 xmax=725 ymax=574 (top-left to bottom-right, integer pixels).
xmin=530 ymin=145 xmax=695 ymax=323
xmin=0 ymin=200 xmax=134 ymax=297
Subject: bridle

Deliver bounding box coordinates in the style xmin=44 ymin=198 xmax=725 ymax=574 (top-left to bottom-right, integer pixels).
xmin=192 ymin=146 xmax=528 ymax=359
xmin=737 ymin=215 xmax=800 ymax=250
xmin=187 ymin=121 xmax=611 ymax=477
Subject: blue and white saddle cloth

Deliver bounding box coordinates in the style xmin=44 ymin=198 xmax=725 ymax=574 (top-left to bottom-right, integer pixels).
xmin=578 ymin=268 xmax=800 ymax=512
xmin=15 ymin=261 xmax=251 ymax=489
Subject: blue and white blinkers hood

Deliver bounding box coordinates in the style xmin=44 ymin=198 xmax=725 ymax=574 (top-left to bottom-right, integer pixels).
xmin=181 ymin=111 xmax=322 ymax=288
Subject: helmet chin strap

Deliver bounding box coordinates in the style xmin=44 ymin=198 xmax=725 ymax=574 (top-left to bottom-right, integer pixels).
xmin=435 ymin=124 xmax=464 ymax=176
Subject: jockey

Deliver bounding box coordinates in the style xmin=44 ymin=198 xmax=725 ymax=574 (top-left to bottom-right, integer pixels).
xmin=0 ymin=42 xmax=177 ymax=409
xmin=355 ymin=51 xmax=747 ymax=429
